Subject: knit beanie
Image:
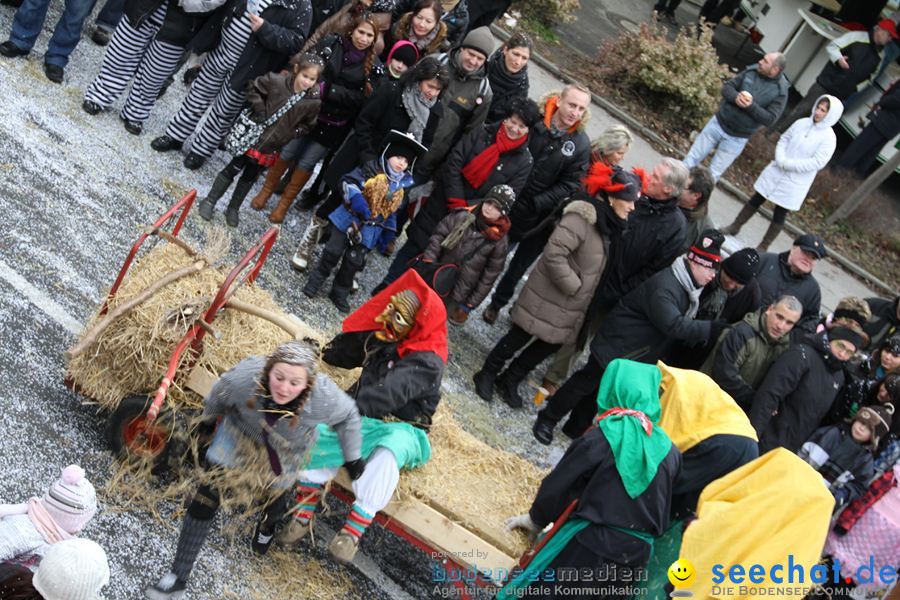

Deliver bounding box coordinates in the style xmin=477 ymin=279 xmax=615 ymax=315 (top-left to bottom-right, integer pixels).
xmin=32 ymin=538 xmax=110 ymax=600
xmin=882 ymin=333 xmax=900 ymax=357
xmin=460 ymin=26 xmax=495 ymax=59
xmin=387 ymin=40 xmax=419 ymax=68
xmin=41 ymin=466 xmax=98 ymax=535
xmin=884 ymin=373 xmax=900 ymax=404
xmin=722 ymin=247 xmax=760 ymax=285
xmin=853 ymin=404 xmax=894 ymax=449
xmin=687 ymin=229 xmax=724 ymax=270
xmin=483 ymin=184 xmax=516 ymax=215
xmin=832 ymin=296 xmax=872 ymax=332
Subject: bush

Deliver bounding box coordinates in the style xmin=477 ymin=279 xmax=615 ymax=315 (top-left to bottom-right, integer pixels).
xmin=514 ymin=0 xmax=579 ymax=28
xmin=596 ymin=20 xmax=730 ymax=131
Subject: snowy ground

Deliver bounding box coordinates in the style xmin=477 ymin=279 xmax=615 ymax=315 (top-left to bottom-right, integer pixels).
xmin=0 ymin=7 xmax=572 ymax=599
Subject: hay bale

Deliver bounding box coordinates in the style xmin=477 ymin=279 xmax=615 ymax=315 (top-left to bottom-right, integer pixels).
xmin=66 ymin=237 xmax=324 ymax=410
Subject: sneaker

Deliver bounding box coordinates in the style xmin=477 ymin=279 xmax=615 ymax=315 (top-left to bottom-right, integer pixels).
xmin=43 ymin=63 xmax=64 ymax=83
xmin=328 ymin=532 xmax=359 ymax=564
xmin=275 ymin=519 xmax=310 ymax=546
xmin=183 ymin=152 xmax=206 ymax=170
xmin=144 ymin=572 xmax=186 ymax=600
xmin=197 ymin=199 xmax=215 ymax=221
xmin=82 ymin=99 xmax=103 ymax=115
xmin=0 ymin=41 xmax=28 ymax=58
xmin=151 ymin=135 xmax=183 ymax=152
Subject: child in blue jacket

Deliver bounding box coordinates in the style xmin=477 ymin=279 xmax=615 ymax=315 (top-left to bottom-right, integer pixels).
xmin=303 ymin=130 xmax=426 ymax=313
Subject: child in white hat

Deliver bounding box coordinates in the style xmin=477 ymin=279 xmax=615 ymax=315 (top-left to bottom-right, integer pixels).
xmin=0 ymin=465 xmax=98 ymax=562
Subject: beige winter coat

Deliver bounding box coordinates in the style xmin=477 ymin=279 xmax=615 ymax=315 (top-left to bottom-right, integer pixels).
xmin=510 ymin=200 xmax=609 ymax=345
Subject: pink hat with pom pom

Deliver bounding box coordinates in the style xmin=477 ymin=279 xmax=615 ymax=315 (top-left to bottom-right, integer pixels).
xmin=41 ymin=466 xmax=98 ymax=535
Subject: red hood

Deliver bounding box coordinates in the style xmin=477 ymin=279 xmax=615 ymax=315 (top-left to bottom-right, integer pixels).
xmin=342 ymin=270 xmax=448 ymax=362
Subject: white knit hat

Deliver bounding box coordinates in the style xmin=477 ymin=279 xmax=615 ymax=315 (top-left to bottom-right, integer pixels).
xmin=32 ymin=538 xmax=110 ymax=600
xmin=41 ymin=465 xmax=98 ymax=535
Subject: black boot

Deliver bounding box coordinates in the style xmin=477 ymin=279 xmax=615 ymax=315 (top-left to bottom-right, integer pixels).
xmin=303 ymin=250 xmax=339 ymax=298
xmin=329 ymin=246 xmax=364 ymax=313
xmin=472 ymin=370 xmax=496 ymax=402
xmin=198 ymin=173 xmax=233 ymax=221
xmin=224 ymin=179 xmax=253 ymax=227
xmin=532 ymin=413 xmax=555 ymax=445
xmin=495 ymin=373 xmax=524 ymax=408
xmin=298 ymin=187 xmax=324 ymax=210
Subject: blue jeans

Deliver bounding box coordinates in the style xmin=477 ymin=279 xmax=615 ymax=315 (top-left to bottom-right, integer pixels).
xmin=280 ymin=136 xmax=330 ymax=171
xmin=683 ymin=115 xmax=749 ymax=180
xmin=95 ymin=0 xmax=124 ymax=30
xmin=8 ymin=0 xmax=98 ymax=66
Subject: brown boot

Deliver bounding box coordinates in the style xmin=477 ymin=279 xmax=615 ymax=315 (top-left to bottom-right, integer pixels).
xmin=269 ymin=167 xmax=311 ymax=223
xmin=721 ymin=202 xmax=758 ymax=236
xmin=250 ymin=158 xmax=291 ymax=211
xmin=757 ymin=221 xmax=784 ymax=252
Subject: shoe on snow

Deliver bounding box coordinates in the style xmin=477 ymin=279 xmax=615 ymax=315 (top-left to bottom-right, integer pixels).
xmin=144 ymin=572 xmax=186 ymax=600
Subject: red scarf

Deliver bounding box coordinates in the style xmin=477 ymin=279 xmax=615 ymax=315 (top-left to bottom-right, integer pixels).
xmin=471 ymin=206 xmax=511 ymax=241
xmin=460 ymin=125 xmax=528 ymax=190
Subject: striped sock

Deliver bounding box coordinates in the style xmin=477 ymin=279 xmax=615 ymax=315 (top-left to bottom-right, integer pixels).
xmin=291 ymin=481 xmax=323 ymax=524
xmin=341 ymin=504 xmax=374 ymax=541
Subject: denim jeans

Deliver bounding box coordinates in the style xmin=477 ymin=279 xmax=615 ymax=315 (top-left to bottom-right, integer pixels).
xmin=683 ymin=115 xmax=749 ymax=180
xmin=280 ymin=136 xmax=330 ymax=171
xmin=94 ymin=0 xmax=124 ymax=30
xmin=8 ymin=0 xmax=98 ymax=66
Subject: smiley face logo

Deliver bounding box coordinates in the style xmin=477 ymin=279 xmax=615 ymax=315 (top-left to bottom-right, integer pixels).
xmin=668 ymin=559 xmax=696 ymax=588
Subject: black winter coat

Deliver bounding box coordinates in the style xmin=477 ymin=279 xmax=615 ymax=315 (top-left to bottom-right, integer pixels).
xmin=323 ymin=80 xmax=443 ymax=193
xmin=422 ymin=209 xmax=508 ymax=308
xmin=307 ymin=33 xmax=384 ymax=147
xmin=593 ymin=195 xmax=688 ymax=310
xmin=485 ymin=51 xmax=529 ymax=124
xmin=529 ymin=427 xmax=681 ymax=567
xmin=756 ymin=251 xmax=821 ymax=333
xmin=800 ymin=424 xmax=874 ymax=506
xmin=864 ymin=296 xmax=899 ymax=351
xmin=407 ymin=122 xmax=533 ymax=249
xmin=870 ymin=80 xmax=900 ymax=139
xmin=322 ymin=331 xmax=444 ymax=427
xmin=817 ymin=30 xmax=885 ymax=99
xmin=750 ymin=332 xmax=847 ymax=453
xmin=124 ymin=0 xmax=214 ymax=46
xmin=589 ymin=259 xmax=714 ymax=369
xmin=191 ymin=0 xmax=312 ymax=91
xmin=507 ymin=116 xmax=591 ymax=242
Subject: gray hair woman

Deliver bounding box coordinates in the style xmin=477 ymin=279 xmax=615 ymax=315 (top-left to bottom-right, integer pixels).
xmin=145 ymin=340 xmax=363 ymax=599
xmin=590 ymin=124 xmax=634 ymax=167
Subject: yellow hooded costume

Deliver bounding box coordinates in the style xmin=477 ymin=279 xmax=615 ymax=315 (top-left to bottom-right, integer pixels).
xmin=657 ymin=361 xmax=758 ymax=452
xmin=680 ymin=449 xmax=834 ymax=599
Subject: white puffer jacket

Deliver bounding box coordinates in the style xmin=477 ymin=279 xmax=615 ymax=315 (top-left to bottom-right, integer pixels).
xmin=753 ymin=94 xmax=843 ymax=211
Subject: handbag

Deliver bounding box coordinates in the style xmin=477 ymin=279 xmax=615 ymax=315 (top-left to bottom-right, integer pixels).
xmin=224 ymin=90 xmax=307 ymax=156
xmin=409 ymin=239 xmax=489 ymax=298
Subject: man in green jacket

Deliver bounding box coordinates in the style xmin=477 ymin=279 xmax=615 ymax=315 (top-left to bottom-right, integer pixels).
xmin=701 ymin=295 xmax=802 ymax=410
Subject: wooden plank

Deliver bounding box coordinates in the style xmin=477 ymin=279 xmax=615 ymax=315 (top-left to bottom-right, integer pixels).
xmin=184 ymin=366 xmax=217 ymax=398
xmin=333 ymin=471 xmax=515 ymax=586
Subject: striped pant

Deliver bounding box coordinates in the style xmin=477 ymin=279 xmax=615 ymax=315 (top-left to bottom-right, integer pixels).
xmin=163 ymin=32 xmax=247 ymax=159
xmin=83 ymin=1 xmax=184 ymax=124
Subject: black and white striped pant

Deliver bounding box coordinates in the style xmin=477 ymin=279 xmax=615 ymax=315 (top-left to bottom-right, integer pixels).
xmin=163 ymin=24 xmax=248 ymax=158
xmin=83 ymin=1 xmax=184 ymax=124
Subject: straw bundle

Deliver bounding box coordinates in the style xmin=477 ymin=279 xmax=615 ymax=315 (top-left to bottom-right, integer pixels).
xmin=66 ymin=235 xmax=319 ymax=410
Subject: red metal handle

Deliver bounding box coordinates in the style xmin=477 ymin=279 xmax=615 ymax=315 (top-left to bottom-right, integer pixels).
xmin=503 ymin=499 xmax=579 ymax=584
xmin=146 ymin=227 xmax=279 ymax=422
xmin=101 ymin=190 xmax=197 ymax=316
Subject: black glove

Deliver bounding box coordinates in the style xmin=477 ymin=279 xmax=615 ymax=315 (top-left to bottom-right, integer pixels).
xmin=343 ymin=458 xmax=367 ymax=481
xmin=707 ymin=320 xmax=728 ymax=345
xmin=196 ymin=418 xmax=218 ymax=438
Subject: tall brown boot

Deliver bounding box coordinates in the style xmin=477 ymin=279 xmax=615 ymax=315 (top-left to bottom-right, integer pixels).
xmin=250 ymin=158 xmax=291 ymax=211
xmin=269 ymin=168 xmax=311 ymax=223
xmin=721 ymin=203 xmax=758 ymax=236
xmin=757 ymin=221 xmax=784 ymax=252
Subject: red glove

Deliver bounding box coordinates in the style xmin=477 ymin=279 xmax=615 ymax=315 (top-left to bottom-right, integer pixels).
xmin=447 ymin=197 xmax=467 ymax=210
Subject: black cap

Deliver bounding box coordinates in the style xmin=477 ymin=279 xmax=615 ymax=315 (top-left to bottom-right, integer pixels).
xmin=793 ymin=233 xmax=826 ymax=258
